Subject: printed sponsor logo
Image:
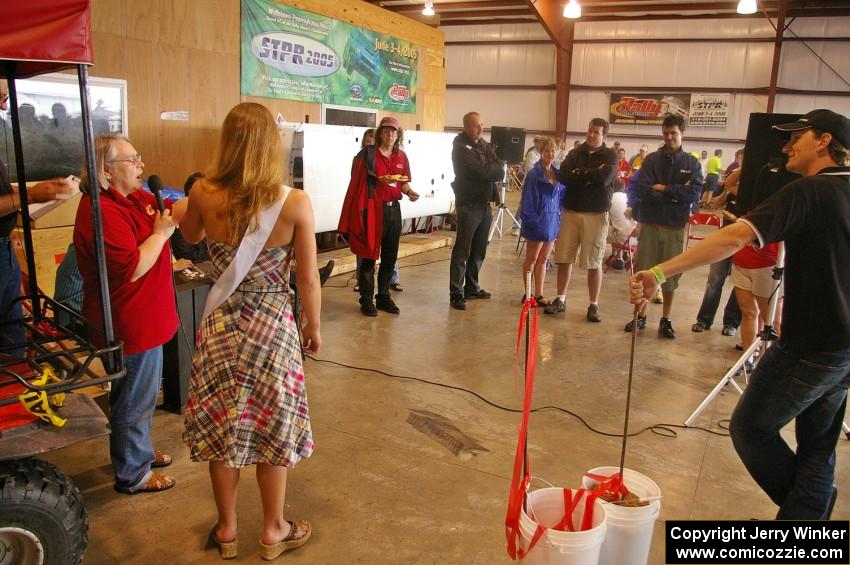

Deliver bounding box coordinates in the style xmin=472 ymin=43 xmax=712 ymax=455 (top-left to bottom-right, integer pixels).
xmin=388 ymin=83 xmax=409 ymax=103
xmin=251 ymin=32 xmax=340 ymax=77
xmin=350 ymin=84 xmax=364 ymax=101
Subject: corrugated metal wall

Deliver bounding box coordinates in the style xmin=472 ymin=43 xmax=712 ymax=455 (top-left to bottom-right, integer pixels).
xmin=444 ymin=17 xmax=850 ymax=159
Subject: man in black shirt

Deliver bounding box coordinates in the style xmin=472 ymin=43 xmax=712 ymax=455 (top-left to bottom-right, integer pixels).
xmin=448 ymin=111 xmax=503 ymax=311
xmin=544 ymin=118 xmax=617 ymax=321
xmin=629 ymin=109 xmax=850 ymax=520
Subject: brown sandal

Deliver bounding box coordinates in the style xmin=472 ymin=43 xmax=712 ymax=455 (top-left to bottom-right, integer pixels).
xmin=115 ymin=472 xmax=176 ymax=494
xmin=152 ymin=450 xmax=172 ymax=468
xmin=209 ymin=526 xmax=238 ymax=559
xmin=259 ymin=520 xmax=311 ymax=561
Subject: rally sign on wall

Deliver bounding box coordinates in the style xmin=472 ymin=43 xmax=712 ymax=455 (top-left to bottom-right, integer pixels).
xmin=609 ymin=93 xmax=692 ymax=125
xmin=241 ymin=0 xmax=418 ymax=113
xmin=609 ymin=92 xmax=731 ymax=127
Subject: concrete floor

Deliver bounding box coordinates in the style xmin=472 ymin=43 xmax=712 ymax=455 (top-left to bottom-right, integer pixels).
xmin=46 ymin=199 xmax=849 ymax=564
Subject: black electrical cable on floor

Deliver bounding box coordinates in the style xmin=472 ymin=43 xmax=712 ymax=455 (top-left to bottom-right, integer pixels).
xmin=305 ymin=355 xmax=731 ymax=439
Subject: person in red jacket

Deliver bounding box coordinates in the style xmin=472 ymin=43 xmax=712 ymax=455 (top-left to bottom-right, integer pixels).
xmin=339 ymin=117 xmax=418 ymax=316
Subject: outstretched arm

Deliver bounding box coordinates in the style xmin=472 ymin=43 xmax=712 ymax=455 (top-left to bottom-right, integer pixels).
xmin=630 ymin=221 xmax=756 ymax=303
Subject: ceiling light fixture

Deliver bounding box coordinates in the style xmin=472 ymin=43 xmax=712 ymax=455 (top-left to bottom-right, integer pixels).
xmin=736 ymin=0 xmax=757 ymax=14
xmin=564 ymin=0 xmax=581 ymax=19
xmin=423 ymin=1 xmax=435 ymax=16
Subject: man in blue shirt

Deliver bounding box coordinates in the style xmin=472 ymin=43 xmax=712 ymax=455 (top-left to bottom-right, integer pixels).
xmin=625 ymin=115 xmax=702 ymax=338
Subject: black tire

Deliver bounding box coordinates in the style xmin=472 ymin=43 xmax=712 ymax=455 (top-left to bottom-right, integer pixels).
xmin=0 ymin=458 xmax=87 ymax=565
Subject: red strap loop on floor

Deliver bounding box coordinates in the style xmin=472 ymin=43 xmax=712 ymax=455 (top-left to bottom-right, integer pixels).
xmin=505 ymin=298 xmax=541 ymax=559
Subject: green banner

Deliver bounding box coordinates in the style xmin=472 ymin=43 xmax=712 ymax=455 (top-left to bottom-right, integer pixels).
xmin=241 ymin=0 xmax=418 ymax=113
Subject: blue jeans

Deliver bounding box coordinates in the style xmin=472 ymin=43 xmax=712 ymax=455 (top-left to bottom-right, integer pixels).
xmin=0 ymin=239 xmax=25 ymax=356
xmin=695 ymin=256 xmax=741 ymax=328
xmin=730 ymin=343 xmax=850 ymax=519
xmin=110 ymin=346 xmax=163 ymax=491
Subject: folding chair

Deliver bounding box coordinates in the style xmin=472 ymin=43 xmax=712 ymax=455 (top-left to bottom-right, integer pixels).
xmin=604 ymin=227 xmax=638 ymax=273
xmin=686 ymin=211 xmax=721 ymax=249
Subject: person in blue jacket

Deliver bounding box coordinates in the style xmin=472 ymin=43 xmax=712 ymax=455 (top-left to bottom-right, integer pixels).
xmin=519 ymin=137 xmax=563 ymax=304
xmin=625 ymin=114 xmax=703 ymax=338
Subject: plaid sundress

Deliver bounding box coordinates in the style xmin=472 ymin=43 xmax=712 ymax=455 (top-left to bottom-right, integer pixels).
xmin=182 ymin=241 xmax=314 ymax=468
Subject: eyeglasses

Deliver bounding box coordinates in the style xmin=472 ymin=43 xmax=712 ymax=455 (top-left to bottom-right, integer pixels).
xmin=1 ymin=94 xmax=8 ymax=104
xmin=107 ymin=155 xmax=143 ymax=164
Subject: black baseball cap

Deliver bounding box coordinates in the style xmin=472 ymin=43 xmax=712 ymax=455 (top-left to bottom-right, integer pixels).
xmin=772 ymin=109 xmax=850 ymax=148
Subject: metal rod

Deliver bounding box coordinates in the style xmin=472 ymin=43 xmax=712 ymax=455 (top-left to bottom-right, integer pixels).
xmin=77 ymin=64 xmax=120 ymax=373
xmin=5 ymin=64 xmax=40 ymax=322
xmin=620 ymin=305 xmax=640 ymax=481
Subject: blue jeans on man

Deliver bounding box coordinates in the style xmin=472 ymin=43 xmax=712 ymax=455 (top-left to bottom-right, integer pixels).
xmin=730 ymin=343 xmax=850 ymax=519
xmin=695 ymin=256 xmax=741 ymax=329
xmin=0 ymin=239 xmax=25 ymax=356
xmin=110 ymin=346 xmax=163 ymax=492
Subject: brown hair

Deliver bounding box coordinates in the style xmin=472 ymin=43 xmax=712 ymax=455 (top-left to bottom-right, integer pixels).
xmin=207 ymin=103 xmax=284 ymax=244
xmin=540 ymin=137 xmax=556 ymax=152
xmin=79 ymin=134 xmax=127 ymax=194
xmin=589 ymin=117 xmax=610 ymax=136
xmin=813 ymin=129 xmax=850 ymax=166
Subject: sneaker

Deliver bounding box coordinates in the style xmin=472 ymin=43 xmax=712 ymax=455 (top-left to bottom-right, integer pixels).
xmin=353 ymin=284 xmax=359 ymax=293
xmin=510 ymin=226 xmax=519 ymax=236
xmin=360 ymin=302 xmax=378 ymax=317
xmin=691 ymin=321 xmax=710 ymax=333
xmin=464 ymin=288 xmax=491 ymax=300
xmin=651 ymin=290 xmax=664 ymax=304
xmin=624 ymin=315 xmax=647 ymax=332
xmin=375 ymin=296 xmax=400 ymax=314
xmin=450 ymin=295 xmax=466 ymax=310
xmin=544 ymin=298 xmax=566 ymax=315
xmin=390 ymin=283 xmax=404 ymax=292
xmin=658 ymin=318 xmax=676 ymax=339
xmin=721 ymin=325 xmax=737 ymax=336
xmin=586 ymin=304 xmax=601 ymax=323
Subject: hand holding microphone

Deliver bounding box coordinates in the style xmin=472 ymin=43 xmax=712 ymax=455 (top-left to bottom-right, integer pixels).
xmin=148 ymin=174 xmax=166 ymax=212
xmin=148 ymin=174 xmax=176 ymax=239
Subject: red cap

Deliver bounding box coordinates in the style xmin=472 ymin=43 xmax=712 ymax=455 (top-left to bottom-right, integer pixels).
xmin=379 ymin=116 xmax=401 ymax=131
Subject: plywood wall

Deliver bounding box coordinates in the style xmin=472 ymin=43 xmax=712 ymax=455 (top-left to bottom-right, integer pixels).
xmin=89 ymin=0 xmax=445 ymax=188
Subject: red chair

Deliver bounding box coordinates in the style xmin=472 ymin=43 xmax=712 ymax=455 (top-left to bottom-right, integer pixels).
xmin=686 ymin=211 xmax=721 ymax=249
xmin=604 ymin=228 xmax=638 ymax=273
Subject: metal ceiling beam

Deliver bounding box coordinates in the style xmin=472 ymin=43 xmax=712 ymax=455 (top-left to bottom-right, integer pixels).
xmin=767 ymin=0 xmax=788 ymax=112
xmin=436 ymin=8 xmax=533 ymax=17
xmin=382 ymin=0 xmax=527 ymax=12
xmin=438 ymin=16 xmax=539 ymax=24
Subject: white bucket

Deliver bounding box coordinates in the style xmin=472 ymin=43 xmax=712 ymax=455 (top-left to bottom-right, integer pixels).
xmin=582 ymin=467 xmax=661 ymax=565
xmin=518 ymin=487 xmax=607 ymax=565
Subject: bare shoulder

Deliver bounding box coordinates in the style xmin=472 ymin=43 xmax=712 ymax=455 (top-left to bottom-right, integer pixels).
xmin=282 ymin=187 xmax=312 ymax=217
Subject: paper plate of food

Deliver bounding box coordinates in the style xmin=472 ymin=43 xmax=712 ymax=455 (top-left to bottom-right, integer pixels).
xmin=379 ymin=174 xmax=409 ymax=182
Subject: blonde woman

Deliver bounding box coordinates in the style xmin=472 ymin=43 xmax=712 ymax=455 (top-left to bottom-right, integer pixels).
xmin=518 ymin=137 xmax=563 ymax=303
xmin=181 ymin=103 xmax=320 ymax=560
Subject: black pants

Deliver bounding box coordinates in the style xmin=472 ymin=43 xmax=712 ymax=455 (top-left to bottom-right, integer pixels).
xmin=359 ymin=202 xmax=402 ymax=305
xmin=449 ymin=202 xmax=492 ymax=298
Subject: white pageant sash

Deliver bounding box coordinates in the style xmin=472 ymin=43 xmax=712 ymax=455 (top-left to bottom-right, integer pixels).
xmin=201 ymin=186 xmax=293 ymax=320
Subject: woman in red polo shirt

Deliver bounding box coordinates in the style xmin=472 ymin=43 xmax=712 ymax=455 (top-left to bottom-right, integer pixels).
xmin=74 ymin=135 xmax=187 ymax=494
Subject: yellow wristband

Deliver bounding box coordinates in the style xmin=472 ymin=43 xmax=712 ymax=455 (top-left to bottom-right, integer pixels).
xmin=650 ymin=265 xmax=666 ymax=284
